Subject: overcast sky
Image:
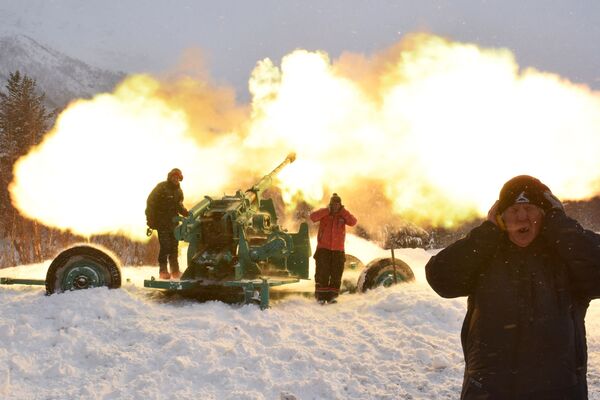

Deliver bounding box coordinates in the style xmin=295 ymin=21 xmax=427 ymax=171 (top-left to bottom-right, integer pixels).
xmin=1 ymin=0 xmax=599 ymax=98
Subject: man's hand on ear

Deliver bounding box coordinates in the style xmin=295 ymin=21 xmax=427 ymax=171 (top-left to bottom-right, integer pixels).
xmin=487 ymin=200 xmax=505 ymax=230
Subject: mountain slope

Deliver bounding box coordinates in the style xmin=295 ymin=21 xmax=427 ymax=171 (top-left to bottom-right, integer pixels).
xmin=0 ymin=34 xmax=124 ymax=109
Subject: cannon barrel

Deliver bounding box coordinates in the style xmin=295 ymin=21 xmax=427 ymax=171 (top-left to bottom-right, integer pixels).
xmin=175 ymin=153 xmax=296 ymax=241
xmin=168 ymin=149 xmax=311 ymax=301
xmin=188 ymin=153 xmax=295 ymax=220
xmin=246 ymin=152 xmax=296 ymax=204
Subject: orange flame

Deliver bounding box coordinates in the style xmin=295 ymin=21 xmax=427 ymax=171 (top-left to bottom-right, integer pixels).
xmin=10 ymin=34 xmax=600 ymax=241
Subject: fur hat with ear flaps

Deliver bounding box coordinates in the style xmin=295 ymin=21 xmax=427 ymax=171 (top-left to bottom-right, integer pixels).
xmin=497 ymin=175 xmax=550 ymax=214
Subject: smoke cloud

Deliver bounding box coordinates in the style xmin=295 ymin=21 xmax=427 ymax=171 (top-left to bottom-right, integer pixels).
xmin=10 ymin=34 xmax=600 ymax=241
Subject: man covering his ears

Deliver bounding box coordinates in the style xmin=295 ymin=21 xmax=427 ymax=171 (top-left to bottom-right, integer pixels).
xmin=310 ymin=193 xmax=357 ymax=304
xmin=425 ymin=175 xmax=600 ymax=399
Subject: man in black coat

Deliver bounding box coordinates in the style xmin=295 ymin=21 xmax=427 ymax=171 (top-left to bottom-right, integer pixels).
xmin=426 ymin=175 xmax=600 ymax=399
xmin=146 ymin=168 xmax=188 ymax=279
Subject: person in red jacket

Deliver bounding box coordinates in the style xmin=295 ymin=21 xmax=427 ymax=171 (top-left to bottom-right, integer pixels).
xmin=310 ymin=193 xmax=357 ymax=303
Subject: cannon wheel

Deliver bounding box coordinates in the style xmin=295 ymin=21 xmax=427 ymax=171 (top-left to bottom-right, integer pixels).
xmin=344 ymin=254 xmax=364 ymax=270
xmin=340 ymin=254 xmax=364 ymax=294
xmin=356 ymin=257 xmax=415 ymax=293
xmin=45 ymin=245 xmax=122 ymax=294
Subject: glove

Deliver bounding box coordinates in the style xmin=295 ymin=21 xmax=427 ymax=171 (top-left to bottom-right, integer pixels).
xmin=487 ymin=200 xmax=506 ymax=229
xmin=543 ymin=191 xmax=564 ymax=212
xmin=487 ymin=200 xmax=499 ymax=224
xmin=329 ymin=204 xmax=344 ymax=215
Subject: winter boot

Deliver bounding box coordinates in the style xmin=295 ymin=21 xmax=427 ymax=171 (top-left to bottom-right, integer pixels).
xmin=159 ymin=263 xmax=170 ymax=280
xmin=328 ymin=290 xmax=339 ymax=304
xmin=169 ymin=255 xmax=181 ymax=280
xmin=159 ymin=271 xmax=171 ymax=279
xmin=170 ymin=270 xmax=182 ymax=280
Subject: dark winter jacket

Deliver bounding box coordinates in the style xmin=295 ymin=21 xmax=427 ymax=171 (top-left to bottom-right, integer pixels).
xmin=310 ymin=207 xmax=357 ymax=251
xmin=425 ymin=210 xmax=600 ymax=399
xmin=145 ymin=181 xmax=186 ymax=230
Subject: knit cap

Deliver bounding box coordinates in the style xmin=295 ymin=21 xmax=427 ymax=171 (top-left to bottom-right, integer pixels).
xmin=330 ymin=193 xmax=342 ymax=204
xmin=497 ymin=175 xmax=550 ymax=214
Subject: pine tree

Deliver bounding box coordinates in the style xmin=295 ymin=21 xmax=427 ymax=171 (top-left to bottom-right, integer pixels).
xmin=0 ymin=71 xmax=152 ymax=267
xmin=0 ymin=71 xmax=53 ymax=165
xmin=0 ymin=70 xmax=54 ymax=264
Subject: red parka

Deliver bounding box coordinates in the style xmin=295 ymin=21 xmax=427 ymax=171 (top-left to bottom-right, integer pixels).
xmin=310 ymin=207 xmax=357 ymax=251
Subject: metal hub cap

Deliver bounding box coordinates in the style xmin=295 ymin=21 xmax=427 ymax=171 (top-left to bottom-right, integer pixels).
xmin=61 ymin=263 xmax=106 ymax=291
xmin=376 ymin=271 xmax=402 ymax=288
xmin=74 ymin=275 xmax=90 ymax=289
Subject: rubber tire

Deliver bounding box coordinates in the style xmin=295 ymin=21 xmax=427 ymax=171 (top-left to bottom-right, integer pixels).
xmin=339 ymin=254 xmax=363 ymax=294
xmin=45 ymin=245 xmax=122 ymax=294
xmin=344 ymin=254 xmax=364 ymax=270
xmin=356 ymin=257 xmax=415 ymax=293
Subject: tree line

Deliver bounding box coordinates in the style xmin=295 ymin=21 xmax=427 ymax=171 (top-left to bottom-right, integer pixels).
xmin=0 ymin=71 xmax=156 ymax=268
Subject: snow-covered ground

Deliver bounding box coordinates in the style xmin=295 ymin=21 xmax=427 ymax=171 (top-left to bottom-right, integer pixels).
xmin=1 ymin=235 xmax=600 ymax=400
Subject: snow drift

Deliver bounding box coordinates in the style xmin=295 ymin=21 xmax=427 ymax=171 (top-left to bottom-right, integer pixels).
xmin=1 ymin=236 xmax=600 ymax=399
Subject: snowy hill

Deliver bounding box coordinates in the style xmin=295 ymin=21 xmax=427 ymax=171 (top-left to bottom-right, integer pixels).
xmin=0 ymin=34 xmax=124 ymax=109
xmin=1 ymin=237 xmax=600 ymax=399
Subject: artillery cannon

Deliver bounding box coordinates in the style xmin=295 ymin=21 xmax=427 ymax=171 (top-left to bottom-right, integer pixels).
xmin=143 ymin=152 xmax=311 ymax=307
xmin=0 ymin=153 xmax=416 ymax=308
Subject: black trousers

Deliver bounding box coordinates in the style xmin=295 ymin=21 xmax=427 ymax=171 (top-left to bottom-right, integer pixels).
xmin=314 ymin=248 xmax=345 ymax=301
xmin=157 ymin=228 xmax=180 ymax=273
